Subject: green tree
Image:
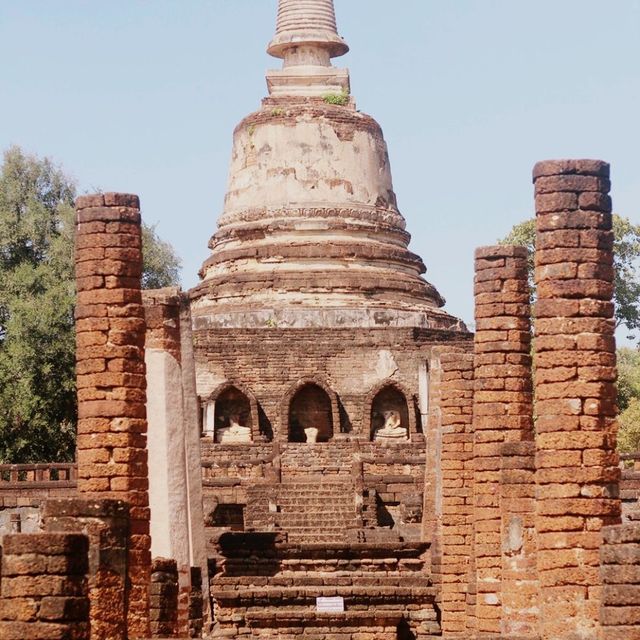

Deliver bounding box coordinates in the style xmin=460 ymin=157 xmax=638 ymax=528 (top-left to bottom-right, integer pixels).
xmin=0 ymin=146 xmax=181 ymax=463
xmin=141 ymin=223 xmax=181 ymax=289
xmin=500 ymin=214 xmax=640 ymax=339
xmin=617 ymin=348 xmax=640 ymax=413
xmin=618 ymin=399 xmax=640 ymax=453
xmin=616 ymin=348 xmax=640 ymax=453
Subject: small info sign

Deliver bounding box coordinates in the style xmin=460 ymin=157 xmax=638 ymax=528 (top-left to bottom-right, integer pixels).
xmin=316 ymin=596 xmax=345 ymax=613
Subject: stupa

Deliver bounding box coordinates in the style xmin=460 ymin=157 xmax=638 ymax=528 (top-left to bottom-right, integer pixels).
xmin=190 ymin=0 xmax=465 ymax=332
xmin=189 ymin=2 xmax=471 ymax=634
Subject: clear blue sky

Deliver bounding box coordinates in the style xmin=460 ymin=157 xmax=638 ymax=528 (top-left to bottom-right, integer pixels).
xmin=1 ymin=1 xmax=639 ymax=332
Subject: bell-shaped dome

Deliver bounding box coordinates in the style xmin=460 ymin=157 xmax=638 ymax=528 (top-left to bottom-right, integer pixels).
xmin=190 ymin=0 xmax=466 ymax=333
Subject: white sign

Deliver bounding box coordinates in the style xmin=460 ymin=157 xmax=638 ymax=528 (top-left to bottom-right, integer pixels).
xmin=316 ymin=596 xmax=345 ymax=613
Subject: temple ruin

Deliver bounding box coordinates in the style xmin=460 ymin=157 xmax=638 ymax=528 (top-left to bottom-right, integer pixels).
xmin=0 ymin=1 xmax=639 ymax=639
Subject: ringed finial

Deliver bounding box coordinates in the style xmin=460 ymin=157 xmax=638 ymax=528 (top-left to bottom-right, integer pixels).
xmin=268 ymin=0 xmax=349 ymax=62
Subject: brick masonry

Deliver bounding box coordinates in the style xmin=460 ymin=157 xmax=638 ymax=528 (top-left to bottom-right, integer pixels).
xmin=601 ymin=523 xmax=640 ymax=639
xmin=150 ymin=557 xmax=179 ymax=638
xmin=42 ymin=498 xmax=130 ymax=640
xmin=533 ymin=160 xmax=621 ymax=639
xmin=472 ymin=245 xmax=537 ymax=637
xmin=74 ymin=193 xmax=151 ymax=638
xmin=189 ymin=567 xmax=205 ymax=639
xmin=0 ymin=533 xmax=90 ymax=640
xmin=211 ymin=533 xmax=438 ymax=638
xmin=432 ymin=349 xmax=474 ymax=636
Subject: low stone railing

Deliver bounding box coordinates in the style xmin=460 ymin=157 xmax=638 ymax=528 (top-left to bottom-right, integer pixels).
xmin=620 ymin=452 xmax=640 ymax=470
xmin=0 ymin=463 xmax=77 ymax=488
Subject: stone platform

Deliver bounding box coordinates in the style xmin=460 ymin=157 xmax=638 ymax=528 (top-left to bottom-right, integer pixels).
xmin=209 ymin=533 xmax=439 ymax=638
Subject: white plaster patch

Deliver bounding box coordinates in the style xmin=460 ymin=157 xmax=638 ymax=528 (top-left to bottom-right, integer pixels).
xmin=375 ymin=349 xmax=398 ymax=379
xmin=505 ymin=515 xmax=524 ymax=554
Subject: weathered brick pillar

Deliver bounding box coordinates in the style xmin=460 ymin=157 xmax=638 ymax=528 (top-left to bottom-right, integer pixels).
xmin=600 ymin=523 xmax=640 ymax=639
xmin=150 ymin=558 xmax=179 ymax=637
xmin=0 ymin=533 xmax=90 ymax=640
xmin=434 ymin=349 xmax=474 ymax=637
xmin=533 ymin=160 xmax=621 ymax=639
xmin=75 ymin=193 xmax=151 ymax=638
xmin=473 ymin=246 xmax=537 ymax=637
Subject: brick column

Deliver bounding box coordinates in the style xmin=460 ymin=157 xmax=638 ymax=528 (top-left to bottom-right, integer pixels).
xmin=473 ymin=246 xmax=537 ymax=637
xmin=75 ymin=193 xmax=151 ymax=638
xmin=533 ymin=160 xmax=621 ymax=640
xmin=0 ymin=533 xmax=90 ymax=640
xmin=434 ymin=349 xmax=474 ymax=637
xmin=150 ymin=558 xmax=179 ymax=637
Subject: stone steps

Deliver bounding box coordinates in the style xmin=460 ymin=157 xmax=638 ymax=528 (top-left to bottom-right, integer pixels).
xmin=273 ymin=480 xmax=357 ymax=541
xmin=277 ymin=501 xmax=353 ymax=509
xmin=214 ymin=575 xmax=429 ymax=587
xmin=277 ymin=517 xmax=352 ymax=526
xmin=286 ymin=533 xmax=347 ymax=544
xmin=278 ymin=498 xmax=353 ymax=506
xmin=211 ymin=585 xmax=437 ymax=603
xmin=280 ymin=444 xmax=355 ymax=481
xmin=277 ymin=481 xmax=353 ymax=488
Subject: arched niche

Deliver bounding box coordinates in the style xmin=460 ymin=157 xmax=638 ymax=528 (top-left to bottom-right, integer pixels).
xmin=282 ymin=379 xmax=339 ymax=443
xmin=203 ymin=382 xmax=261 ymax=444
xmin=367 ymin=381 xmax=415 ymax=442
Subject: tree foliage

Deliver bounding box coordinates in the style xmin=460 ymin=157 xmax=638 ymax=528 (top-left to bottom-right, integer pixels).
xmin=141 ymin=224 xmax=181 ymax=290
xmin=616 ymin=348 xmax=640 ymax=453
xmin=0 ymin=147 xmax=181 ymax=463
xmin=618 ymin=399 xmax=640 ymax=453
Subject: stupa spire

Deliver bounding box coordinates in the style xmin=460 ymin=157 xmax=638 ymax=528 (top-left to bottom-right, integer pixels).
xmin=266 ymin=0 xmax=350 ymax=97
xmin=268 ymin=0 xmax=349 ymax=60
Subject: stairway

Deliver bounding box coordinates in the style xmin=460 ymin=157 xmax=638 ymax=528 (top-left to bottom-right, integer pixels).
xmin=275 ymin=481 xmax=358 ymax=543
xmin=210 ymin=532 xmax=439 ymax=638
xmin=279 ymin=442 xmax=354 ymax=479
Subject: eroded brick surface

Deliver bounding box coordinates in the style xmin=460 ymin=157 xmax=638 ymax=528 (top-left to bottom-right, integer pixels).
xmin=472 ymin=246 xmax=537 ymax=637
xmin=42 ymin=498 xmax=129 ymax=640
xmin=0 ymin=533 xmax=90 ymax=640
xmin=601 ymin=523 xmax=640 ymax=639
xmin=75 ymin=193 xmax=151 ymax=638
xmin=150 ymin=557 xmax=179 ymax=637
xmin=433 ymin=349 xmax=474 ymax=636
xmin=533 ymin=160 xmax=621 ymax=640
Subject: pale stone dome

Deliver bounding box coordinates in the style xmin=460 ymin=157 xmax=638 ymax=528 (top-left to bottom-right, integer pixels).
xmin=190 ymin=1 xmax=466 ymax=333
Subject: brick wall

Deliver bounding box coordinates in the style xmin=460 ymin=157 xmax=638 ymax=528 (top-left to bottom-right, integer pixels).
xmin=150 ymin=557 xmax=179 ymax=637
xmin=193 ymin=326 xmax=469 ymax=441
xmin=42 ymin=498 xmax=129 ymax=640
xmin=211 ymin=533 xmax=437 ymax=638
xmin=0 ymin=533 xmax=90 ymax=640
xmin=434 ymin=350 xmax=474 ymax=636
xmin=600 ymin=523 xmax=640 ymax=639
